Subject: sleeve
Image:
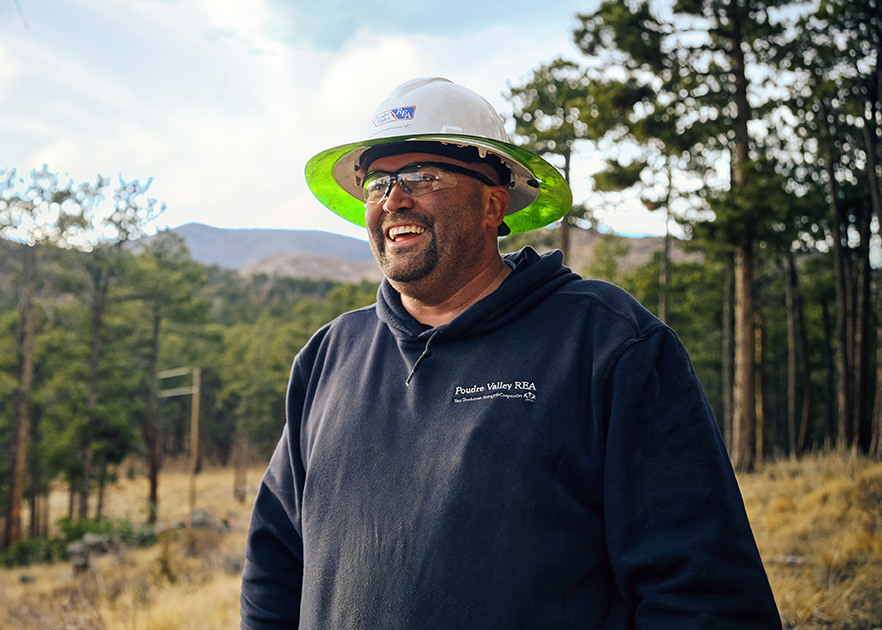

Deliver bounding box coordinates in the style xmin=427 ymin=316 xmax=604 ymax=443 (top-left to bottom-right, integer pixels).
xmin=601 ymin=327 xmax=782 ymax=629
xmin=240 ymin=346 xmax=314 ymax=630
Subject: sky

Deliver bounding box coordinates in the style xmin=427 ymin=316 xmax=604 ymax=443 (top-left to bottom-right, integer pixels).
xmin=0 ymin=0 xmax=667 ymax=242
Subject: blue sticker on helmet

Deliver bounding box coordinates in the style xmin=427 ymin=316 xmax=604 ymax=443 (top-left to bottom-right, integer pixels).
xmin=372 ymin=106 xmax=416 ymax=127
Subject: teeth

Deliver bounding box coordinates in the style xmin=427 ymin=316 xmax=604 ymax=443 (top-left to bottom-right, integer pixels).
xmin=388 ymin=225 xmax=426 ymax=241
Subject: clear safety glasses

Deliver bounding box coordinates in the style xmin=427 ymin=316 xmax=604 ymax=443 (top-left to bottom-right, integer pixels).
xmin=362 ymin=162 xmax=496 ymax=204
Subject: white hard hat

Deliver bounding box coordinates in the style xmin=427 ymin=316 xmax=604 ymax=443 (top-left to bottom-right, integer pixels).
xmin=305 ymin=78 xmax=572 ymax=235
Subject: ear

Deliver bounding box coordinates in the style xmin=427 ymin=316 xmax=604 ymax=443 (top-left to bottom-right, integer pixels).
xmin=482 ymin=186 xmax=510 ymax=232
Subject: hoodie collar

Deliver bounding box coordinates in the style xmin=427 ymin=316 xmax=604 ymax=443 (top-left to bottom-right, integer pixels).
xmin=376 ymin=247 xmax=579 ymax=342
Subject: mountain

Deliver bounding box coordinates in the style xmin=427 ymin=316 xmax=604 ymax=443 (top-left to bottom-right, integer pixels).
xmin=171 ymin=223 xmax=375 ymax=267
xmin=160 ymin=223 xmax=696 ymax=283
xmin=165 ymin=223 xmax=383 ymax=283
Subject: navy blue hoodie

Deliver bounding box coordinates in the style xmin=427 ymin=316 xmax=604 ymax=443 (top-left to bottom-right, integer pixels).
xmin=240 ymin=248 xmax=781 ymax=629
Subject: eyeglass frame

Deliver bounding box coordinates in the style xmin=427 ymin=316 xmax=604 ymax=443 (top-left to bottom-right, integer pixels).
xmin=361 ymin=162 xmax=497 ymax=204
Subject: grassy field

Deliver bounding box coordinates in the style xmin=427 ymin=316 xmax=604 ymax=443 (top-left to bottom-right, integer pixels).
xmin=0 ymin=460 xmax=262 ymax=630
xmin=741 ymin=450 xmax=882 ymax=629
xmin=1 ymin=451 xmax=881 ymax=629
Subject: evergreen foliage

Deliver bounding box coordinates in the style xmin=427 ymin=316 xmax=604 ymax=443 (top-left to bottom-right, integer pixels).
xmin=1 ymin=0 xmax=881 ymax=553
xmin=0 ymin=178 xmax=380 ymax=540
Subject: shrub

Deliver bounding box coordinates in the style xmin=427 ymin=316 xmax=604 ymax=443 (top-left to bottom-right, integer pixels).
xmin=56 ymin=516 xmax=114 ymax=542
xmin=0 ymin=536 xmax=67 ymax=567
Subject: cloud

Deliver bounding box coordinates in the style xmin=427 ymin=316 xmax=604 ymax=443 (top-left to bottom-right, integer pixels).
xmin=261 ymin=0 xmax=591 ymax=52
xmin=2 ymin=0 xmax=657 ymax=241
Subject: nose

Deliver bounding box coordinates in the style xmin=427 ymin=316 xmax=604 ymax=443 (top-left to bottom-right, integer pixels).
xmin=381 ymin=179 xmax=414 ymax=213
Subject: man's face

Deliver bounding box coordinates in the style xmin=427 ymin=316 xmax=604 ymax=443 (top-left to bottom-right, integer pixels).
xmin=364 ymin=152 xmax=491 ymax=292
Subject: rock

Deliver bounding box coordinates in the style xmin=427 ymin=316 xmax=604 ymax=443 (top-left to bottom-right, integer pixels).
xmin=190 ymin=508 xmax=216 ymax=529
xmin=19 ymin=574 xmax=36 ymax=584
xmin=82 ymin=532 xmax=113 ymax=553
xmin=67 ymin=540 xmax=88 ymax=557
xmin=67 ymin=542 xmax=90 ymax=573
xmin=72 ymin=554 xmax=90 ymax=573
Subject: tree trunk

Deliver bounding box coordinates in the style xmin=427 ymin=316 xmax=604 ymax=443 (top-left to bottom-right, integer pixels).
xmin=821 ymin=300 xmax=836 ymax=445
xmin=871 ymin=276 xmax=882 ymax=459
xmin=143 ymin=303 xmax=162 ymax=524
xmin=96 ymin=465 xmax=107 ymax=520
xmin=728 ymin=12 xmax=756 ymax=472
xmin=755 ymin=314 xmax=767 ymax=467
xmin=42 ymin=495 xmax=49 ymax=538
xmin=785 ymin=256 xmax=798 ymax=455
xmin=852 ymin=198 xmax=871 ymax=451
xmin=4 ymin=245 xmax=37 ymax=548
xmin=28 ymin=407 xmax=41 ymax=538
xmin=795 ymin=260 xmax=813 ymax=455
xmin=722 ymin=255 xmax=735 ymax=451
xmin=858 ymin=55 xmax=882 ymax=456
xmin=79 ymin=268 xmax=109 ymax=519
xmin=732 ymin=242 xmax=756 ymax=471
xmin=828 ymin=162 xmax=853 ymax=447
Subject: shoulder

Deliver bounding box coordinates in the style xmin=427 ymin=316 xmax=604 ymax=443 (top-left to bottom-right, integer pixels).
xmin=291 ymin=303 xmax=381 ymax=380
xmin=305 ymin=303 xmax=379 ymax=352
xmin=552 ymin=277 xmax=665 ymax=339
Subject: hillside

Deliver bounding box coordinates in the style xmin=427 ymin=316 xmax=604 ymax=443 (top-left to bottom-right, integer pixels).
xmin=170 ymin=223 xmax=375 ymax=267
xmin=163 ymin=224 xmax=383 ymax=283
xmin=162 ymin=223 xmax=695 ymax=283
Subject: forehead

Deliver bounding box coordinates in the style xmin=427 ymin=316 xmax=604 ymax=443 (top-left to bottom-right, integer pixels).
xmin=366 ymin=152 xmax=472 ymax=173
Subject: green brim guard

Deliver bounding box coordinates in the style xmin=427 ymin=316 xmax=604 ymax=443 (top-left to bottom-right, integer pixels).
xmin=304 ymin=134 xmax=572 ymax=236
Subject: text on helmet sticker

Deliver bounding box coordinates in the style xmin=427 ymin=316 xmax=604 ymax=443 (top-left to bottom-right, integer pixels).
xmin=372 ymin=106 xmax=416 ymax=127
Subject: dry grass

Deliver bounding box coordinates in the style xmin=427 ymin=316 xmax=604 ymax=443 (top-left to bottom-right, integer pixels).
xmin=2 ymin=452 xmax=882 ymax=629
xmin=739 ymin=448 xmax=882 ymax=630
xmin=0 ymin=459 xmax=265 ymax=630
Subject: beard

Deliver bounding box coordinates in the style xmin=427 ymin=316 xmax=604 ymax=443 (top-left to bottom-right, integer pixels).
xmin=367 ymin=188 xmax=486 ymax=293
xmin=368 ymin=212 xmax=440 ymax=283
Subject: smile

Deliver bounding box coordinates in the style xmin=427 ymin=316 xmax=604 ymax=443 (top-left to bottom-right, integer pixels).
xmin=387 ymin=225 xmax=427 ymax=242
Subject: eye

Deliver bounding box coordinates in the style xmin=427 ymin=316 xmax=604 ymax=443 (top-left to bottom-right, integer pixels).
xmin=363 ymin=175 xmax=390 ymax=200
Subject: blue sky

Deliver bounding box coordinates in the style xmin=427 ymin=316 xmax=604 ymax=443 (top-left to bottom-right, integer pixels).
xmin=1 ymin=0 xmax=666 ymax=240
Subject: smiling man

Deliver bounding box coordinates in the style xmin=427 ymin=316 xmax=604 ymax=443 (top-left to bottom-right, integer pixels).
xmin=363 ymin=151 xmax=511 ymax=326
xmin=240 ymin=78 xmax=782 ymax=629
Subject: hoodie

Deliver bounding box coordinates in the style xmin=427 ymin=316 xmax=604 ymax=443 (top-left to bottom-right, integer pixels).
xmin=240 ymin=248 xmax=781 ymax=630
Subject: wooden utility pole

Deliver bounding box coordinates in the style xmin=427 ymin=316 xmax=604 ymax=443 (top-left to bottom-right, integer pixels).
xmin=189 ymin=368 xmax=201 ymax=514
xmin=158 ymin=366 xmax=201 ymax=515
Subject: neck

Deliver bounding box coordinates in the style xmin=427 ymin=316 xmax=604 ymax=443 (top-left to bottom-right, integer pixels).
xmin=399 ymin=257 xmax=510 ymax=328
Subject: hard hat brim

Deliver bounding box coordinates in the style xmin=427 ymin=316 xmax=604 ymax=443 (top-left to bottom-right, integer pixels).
xmin=304 ymin=134 xmax=572 ymax=236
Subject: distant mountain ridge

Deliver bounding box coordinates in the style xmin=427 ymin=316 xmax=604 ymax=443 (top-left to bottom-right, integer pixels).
xmin=171 ymin=223 xmax=374 ymax=267
xmin=163 ymin=223 xmax=383 ymax=283
xmin=163 ymin=223 xmax=693 ymax=284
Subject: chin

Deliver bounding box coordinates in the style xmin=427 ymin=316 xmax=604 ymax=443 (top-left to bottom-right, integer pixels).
xmin=378 ymin=241 xmax=439 ymax=284
xmin=380 ymin=260 xmax=436 ymax=284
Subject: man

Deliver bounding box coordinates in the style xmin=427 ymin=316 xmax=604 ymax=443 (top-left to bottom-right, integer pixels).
xmin=240 ymin=78 xmax=781 ymax=629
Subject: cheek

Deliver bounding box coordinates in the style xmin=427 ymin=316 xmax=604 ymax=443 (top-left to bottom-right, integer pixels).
xmin=365 ymin=204 xmax=387 ymax=236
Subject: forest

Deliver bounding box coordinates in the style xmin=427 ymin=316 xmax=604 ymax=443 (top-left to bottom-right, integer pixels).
xmin=1 ymin=0 xmax=880 ymax=560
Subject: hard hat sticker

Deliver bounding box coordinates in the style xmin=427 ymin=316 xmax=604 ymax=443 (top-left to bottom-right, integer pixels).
xmin=372 ymin=106 xmax=416 ymax=127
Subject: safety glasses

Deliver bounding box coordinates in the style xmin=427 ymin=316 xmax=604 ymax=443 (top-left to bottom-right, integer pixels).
xmin=362 ymin=162 xmax=496 ymax=204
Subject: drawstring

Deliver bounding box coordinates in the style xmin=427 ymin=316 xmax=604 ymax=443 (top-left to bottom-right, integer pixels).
xmin=405 ymin=329 xmax=441 ymax=387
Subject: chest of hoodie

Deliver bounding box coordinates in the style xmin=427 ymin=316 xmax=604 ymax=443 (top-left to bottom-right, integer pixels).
xmin=295 ymin=304 xmax=612 ymax=543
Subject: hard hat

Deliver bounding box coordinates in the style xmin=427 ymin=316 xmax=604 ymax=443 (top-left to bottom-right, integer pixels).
xmin=304 ymin=77 xmax=572 ymax=235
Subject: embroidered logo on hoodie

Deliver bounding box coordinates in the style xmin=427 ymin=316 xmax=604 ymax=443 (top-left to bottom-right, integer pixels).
xmin=452 ymin=381 xmax=537 ymax=404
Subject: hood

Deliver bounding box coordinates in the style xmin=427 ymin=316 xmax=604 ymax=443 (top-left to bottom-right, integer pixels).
xmin=376 ymin=247 xmax=580 ymax=342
